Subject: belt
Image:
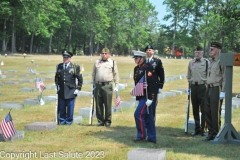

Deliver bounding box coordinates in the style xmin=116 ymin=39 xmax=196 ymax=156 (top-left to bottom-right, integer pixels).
xmin=191 ymin=82 xmax=205 ymax=85
xmin=96 ymin=81 xmax=112 ymax=85
xmin=207 ymin=83 xmax=221 ymax=88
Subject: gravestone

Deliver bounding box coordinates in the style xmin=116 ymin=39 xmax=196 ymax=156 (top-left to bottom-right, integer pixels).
xmin=119 ymin=101 xmax=135 ymax=108
xmin=0 ymin=83 xmax=3 ymax=86
xmin=44 ymin=96 xmax=56 ymax=102
xmin=18 ymin=74 xmax=29 ymax=77
xmin=112 ymin=106 xmax=122 ymax=112
xmin=19 ymin=79 xmax=34 ymax=83
xmin=79 ymin=108 xmax=96 ymax=118
xmin=77 ymin=91 xmax=92 ymax=97
xmin=170 ymin=90 xmax=183 ymax=95
xmin=73 ymin=116 xmax=83 ymax=124
xmin=24 ymin=122 xmax=57 ymax=131
xmin=128 ymin=148 xmax=166 ymax=160
xmin=0 ymin=130 xmax=24 ymax=142
xmin=118 ymin=84 xmax=126 ymax=90
xmin=161 ymin=92 xmax=176 ymax=97
xmin=157 ymin=94 xmax=166 ymax=100
xmin=1 ymin=102 xmax=24 ymax=109
xmin=130 ymin=97 xmax=136 ymax=102
xmin=5 ymin=81 xmax=19 ymax=85
xmin=8 ymin=70 xmax=17 ymax=73
xmin=24 ymin=98 xmax=39 ymax=105
xmin=20 ymin=87 xmax=36 ymax=92
xmin=82 ymin=80 xmax=92 ymax=84
xmin=0 ymin=75 xmax=6 ymax=79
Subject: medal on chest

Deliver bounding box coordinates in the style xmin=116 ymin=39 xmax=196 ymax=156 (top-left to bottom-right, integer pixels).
xmin=152 ymin=62 xmax=157 ymax=72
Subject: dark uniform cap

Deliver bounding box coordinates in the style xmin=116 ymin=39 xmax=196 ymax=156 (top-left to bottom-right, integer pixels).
xmin=62 ymin=51 xmax=73 ymax=58
xmin=195 ymin=46 xmax=203 ymax=51
xmin=102 ymin=48 xmax=110 ymax=53
xmin=145 ymin=45 xmax=154 ymax=51
xmin=211 ymin=42 xmax=222 ymax=49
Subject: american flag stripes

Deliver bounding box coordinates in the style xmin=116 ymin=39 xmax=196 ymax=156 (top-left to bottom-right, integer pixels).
xmin=36 ymin=80 xmax=46 ymax=92
xmin=115 ymin=92 xmax=121 ymax=107
xmin=131 ymin=75 xmax=147 ymax=96
xmin=0 ymin=112 xmax=17 ymax=139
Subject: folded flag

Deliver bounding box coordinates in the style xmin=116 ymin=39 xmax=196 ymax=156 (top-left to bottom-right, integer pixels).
xmin=131 ymin=75 xmax=147 ymax=96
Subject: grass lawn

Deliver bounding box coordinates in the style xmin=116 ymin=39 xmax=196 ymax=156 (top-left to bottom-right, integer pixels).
xmin=0 ymin=53 xmax=240 ymax=160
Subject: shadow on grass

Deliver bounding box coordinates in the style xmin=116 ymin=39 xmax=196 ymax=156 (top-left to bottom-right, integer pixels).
xmin=85 ymin=125 xmax=240 ymax=159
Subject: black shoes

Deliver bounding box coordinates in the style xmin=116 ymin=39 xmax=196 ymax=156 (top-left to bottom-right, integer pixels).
xmin=202 ymin=136 xmax=215 ymax=141
xmin=133 ymin=137 xmax=146 ymax=142
xmin=95 ymin=123 xmax=104 ymax=126
xmin=201 ymin=132 xmax=207 ymax=136
xmin=95 ymin=123 xmax=111 ymax=127
xmin=191 ymin=131 xmax=207 ymax=136
xmin=191 ymin=131 xmax=200 ymax=136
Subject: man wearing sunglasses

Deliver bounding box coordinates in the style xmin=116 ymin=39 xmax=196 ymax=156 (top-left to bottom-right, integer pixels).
xmin=92 ymin=48 xmax=119 ymax=127
xmin=203 ymin=42 xmax=225 ymax=141
xmin=55 ymin=51 xmax=83 ymax=125
xmin=187 ymin=46 xmax=209 ymax=137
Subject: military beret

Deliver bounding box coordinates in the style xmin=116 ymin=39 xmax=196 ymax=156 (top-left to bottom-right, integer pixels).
xmin=211 ymin=42 xmax=222 ymax=49
xmin=62 ymin=51 xmax=73 ymax=58
xmin=102 ymin=48 xmax=110 ymax=53
xmin=145 ymin=45 xmax=154 ymax=51
xmin=132 ymin=50 xmax=146 ymax=58
xmin=195 ymin=46 xmax=203 ymax=51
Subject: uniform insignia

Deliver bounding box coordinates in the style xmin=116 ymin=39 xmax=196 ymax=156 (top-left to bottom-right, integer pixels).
xmin=139 ymin=70 xmax=143 ymax=74
xmin=152 ymin=62 xmax=157 ymax=69
xmin=58 ymin=69 xmax=61 ymax=72
xmin=69 ymin=68 xmax=74 ymax=74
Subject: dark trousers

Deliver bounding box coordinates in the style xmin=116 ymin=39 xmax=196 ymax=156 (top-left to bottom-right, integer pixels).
xmin=151 ymin=91 xmax=159 ymax=121
xmin=135 ymin=98 xmax=156 ymax=142
xmin=59 ymin=97 xmax=75 ymax=125
xmin=191 ymin=84 xmax=207 ymax=133
xmin=94 ymin=83 xmax=113 ymax=125
xmin=204 ymin=86 xmax=223 ymax=137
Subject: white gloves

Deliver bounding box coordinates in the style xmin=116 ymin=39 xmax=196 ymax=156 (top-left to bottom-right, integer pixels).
xmin=158 ymin=88 xmax=162 ymax=93
xmin=219 ymin=92 xmax=225 ymax=100
xmin=145 ymin=99 xmax=153 ymax=107
xmin=186 ymin=89 xmax=191 ymax=95
xmin=74 ymin=89 xmax=79 ymax=95
xmin=55 ymin=85 xmax=60 ymax=93
xmin=114 ymin=87 xmax=118 ymax=92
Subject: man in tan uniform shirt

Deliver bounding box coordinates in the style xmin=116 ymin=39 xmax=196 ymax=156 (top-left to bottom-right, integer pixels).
xmin=187 ymin=46 xmax=209 ymax=136
xmin=203 ymin=42 xmax=225 ymax=141
xmin=92 ymin=48 xmax=119 ymax=127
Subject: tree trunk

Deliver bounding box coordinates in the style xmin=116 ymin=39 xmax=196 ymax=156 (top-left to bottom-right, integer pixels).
xmin=89 ymin=30 xmax=94 ymax=55
xmin=68 ymin=23 xmax=73 ymax=51
xmin=172 ymin=12 xmax=178 ymax=55
xmin=2 ymin=19 xmax=6 ymax=53
xmin=11 ymin=17 xmax=16 ymax=53
xmin=49 ymin=35 xmax=52 ymax=54
xmin=57 ymin=35 xmax=60 ymax=53
xmin=30 ymin=32 xmax=34 ymax=53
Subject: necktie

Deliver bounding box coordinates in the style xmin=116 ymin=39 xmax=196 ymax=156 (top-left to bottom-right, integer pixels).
xmin=64 ymin=64 xmax=67 ymax=69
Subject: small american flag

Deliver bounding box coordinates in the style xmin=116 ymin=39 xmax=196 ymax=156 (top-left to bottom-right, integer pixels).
xmin=28 ymin=68 xmax=34 ymax=73
xmin=0 ymin=112 xmax=17 ymax=139
xmin=39 ymin=82 xmax=46 ymax=92
xmin=115 ymin=92 xmax=121 ymax=107
xmin=131 ymin=75 xmax=147 ymax=96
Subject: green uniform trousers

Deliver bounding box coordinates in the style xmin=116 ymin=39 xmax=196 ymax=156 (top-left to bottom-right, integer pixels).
xmin=94 ymin=83 xmax=113 ymax=125
xmin=204 ymin=86 xmax=223 ymax=137
xmin=190 ymin=84 xmax=207 ymax=133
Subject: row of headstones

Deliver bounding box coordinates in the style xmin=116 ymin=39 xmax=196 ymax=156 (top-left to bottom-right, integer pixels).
xmin=187 ymin=97 xmax=240 ymax=131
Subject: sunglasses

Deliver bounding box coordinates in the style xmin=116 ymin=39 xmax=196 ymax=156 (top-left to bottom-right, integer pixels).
xmin=101 ymin=53 xmax=108 ymax=55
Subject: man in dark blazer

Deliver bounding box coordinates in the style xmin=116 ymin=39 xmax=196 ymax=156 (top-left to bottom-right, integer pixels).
xmin=55 ymin=51 xmax=83 ymax=125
